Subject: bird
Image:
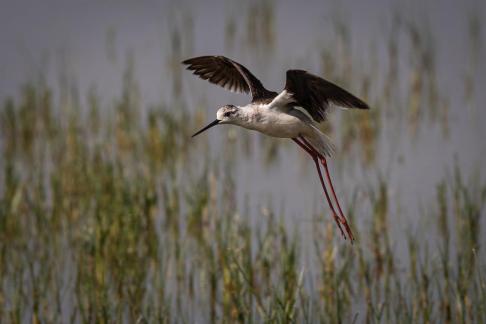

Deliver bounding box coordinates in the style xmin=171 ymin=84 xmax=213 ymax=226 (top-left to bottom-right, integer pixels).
xmin=182 ymin=55 xmax=369 ymax=241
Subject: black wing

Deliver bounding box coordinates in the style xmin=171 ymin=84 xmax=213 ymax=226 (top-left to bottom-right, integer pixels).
xmin=182 ymin=56 xmax=276 ymax=102
xmin=285 ymin=70 xmax=369 ymax=122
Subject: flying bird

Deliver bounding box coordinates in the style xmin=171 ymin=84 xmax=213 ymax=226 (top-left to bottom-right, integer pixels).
xmin=183 ymin=55 xmax=369 ymax=241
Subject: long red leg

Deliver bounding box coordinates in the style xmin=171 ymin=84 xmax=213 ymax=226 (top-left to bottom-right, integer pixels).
xmin=292 ymin=138 xmax=346 ymax=239
xmin=320 ymin=157 xmax=354 ymax=241
xmin=299 ymin=136 xmax=355 ymax=241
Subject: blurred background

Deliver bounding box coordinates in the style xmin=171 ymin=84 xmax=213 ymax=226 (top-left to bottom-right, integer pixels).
xmin=0 ymin=0 xmax=485 ymax=322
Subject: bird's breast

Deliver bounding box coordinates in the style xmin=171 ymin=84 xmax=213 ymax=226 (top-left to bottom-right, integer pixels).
xmin=241 ymin=109 xmax=308 ymax=138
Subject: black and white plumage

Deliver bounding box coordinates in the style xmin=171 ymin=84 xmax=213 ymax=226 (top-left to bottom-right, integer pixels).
xmin=183 ymin=55 xmax=368 ymax=122
xmin=183 ymin=55 xmax=370 ymax=242
xmin=284 ymin=69 xmax=369 ymax=122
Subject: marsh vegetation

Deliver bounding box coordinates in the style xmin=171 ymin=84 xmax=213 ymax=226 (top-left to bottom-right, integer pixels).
xmin=0 ymin=1 xmax=485 ymax=323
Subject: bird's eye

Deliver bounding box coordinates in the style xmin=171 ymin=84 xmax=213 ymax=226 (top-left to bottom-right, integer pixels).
xmin=224 ymin=111 xmax=232 ymax=117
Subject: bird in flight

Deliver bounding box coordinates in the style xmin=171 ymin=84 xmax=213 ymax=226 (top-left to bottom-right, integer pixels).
xmin=183 ymin=55 xmax=369 ymax=241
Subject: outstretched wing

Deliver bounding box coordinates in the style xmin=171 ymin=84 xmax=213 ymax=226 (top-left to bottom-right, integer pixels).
xmin=182 ymin=56 xmax=276 ymax=102
xmin=284 ymin=70 xmax=369 ymax=122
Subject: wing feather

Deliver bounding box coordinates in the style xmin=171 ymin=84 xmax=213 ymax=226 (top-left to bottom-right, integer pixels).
xmin=284 ymin=70 xmax=369 ymax=122
xmin=182 ymin=55 xmax=277 ymax=102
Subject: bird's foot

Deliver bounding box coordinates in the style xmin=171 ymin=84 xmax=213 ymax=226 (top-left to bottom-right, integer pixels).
xmin=340 ymin=217 xmax=355 ymax=242
xmin=331 ymin=212 xmax=346 ymax=240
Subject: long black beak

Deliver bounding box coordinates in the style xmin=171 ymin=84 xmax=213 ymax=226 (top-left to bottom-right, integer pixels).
xmin=191 ymin=119 xmax=221 ymax=138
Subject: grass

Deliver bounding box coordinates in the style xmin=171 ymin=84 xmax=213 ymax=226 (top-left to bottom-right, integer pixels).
xmin=0 ymin=77 xmax=484 ymax=324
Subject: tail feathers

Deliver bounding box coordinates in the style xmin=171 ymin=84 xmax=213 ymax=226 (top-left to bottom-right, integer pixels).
xmin=307 ymin=125 xmax=335 ymax=157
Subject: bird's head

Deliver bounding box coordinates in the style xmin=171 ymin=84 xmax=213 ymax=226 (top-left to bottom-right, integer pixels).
xmin=192 ymin=105 xmax=241 ymax=137
xmin=216 ymin=105 xmax=240 ymax=124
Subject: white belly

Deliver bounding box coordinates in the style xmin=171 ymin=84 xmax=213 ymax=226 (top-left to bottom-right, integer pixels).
xmin=242 ymin=110 xmax=309 ymax=138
